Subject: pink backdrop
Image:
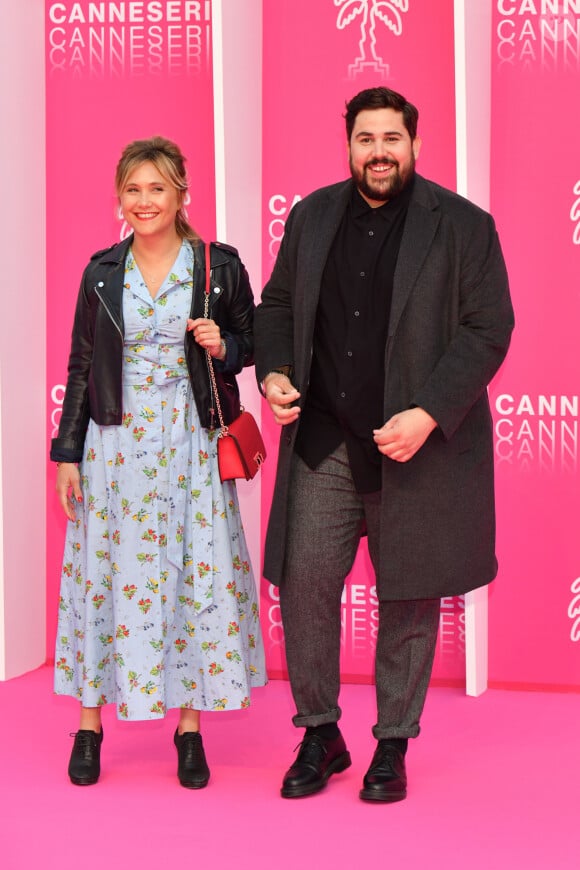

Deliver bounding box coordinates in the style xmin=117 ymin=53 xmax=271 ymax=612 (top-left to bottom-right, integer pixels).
xmin=259 ymin=0 xmax=464 ymax=682
xmin=43 ymin=1 xmax=580 ymax=692
xmin=489 ymin=2 xmax=580 ymax=688
xmin=45 ymin=0 xmax=216 ymax=655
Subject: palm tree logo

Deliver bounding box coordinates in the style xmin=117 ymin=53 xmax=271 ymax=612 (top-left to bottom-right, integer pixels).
xmin=334 ymin=0 xmax=409 ymax=79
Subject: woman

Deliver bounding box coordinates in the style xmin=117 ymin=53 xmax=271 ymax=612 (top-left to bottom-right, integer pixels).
xmin=51 ymin=136 xmax=266 ymax=788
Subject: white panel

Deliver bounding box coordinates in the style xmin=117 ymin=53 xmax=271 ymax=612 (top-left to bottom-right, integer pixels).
xmin=0 ymin=0 xmax=47 ymax=678
xmin=454 ymin=0 xmax=493 ymax=695
xmin=212 ymin=0 xmax=263 ymax=577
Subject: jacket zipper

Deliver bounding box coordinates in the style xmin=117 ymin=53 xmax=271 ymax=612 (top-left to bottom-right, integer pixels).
xmin=95 ymin=286 xmax=123 ymax=339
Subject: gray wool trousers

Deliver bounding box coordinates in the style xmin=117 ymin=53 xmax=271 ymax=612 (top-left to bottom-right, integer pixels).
xmin=280 ymin=443 xmax=440 ymax=740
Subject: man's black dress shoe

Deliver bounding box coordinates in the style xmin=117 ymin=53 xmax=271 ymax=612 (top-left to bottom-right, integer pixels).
xmin=174 ymin=729 xmax=210 ymax=789
xmin=281 ymin=732 xmax=352 ymax=798
xmin=359 ymin=740 xmax=407 ymax=802
xmin=68 ymin=728 xmax=104 ymax=785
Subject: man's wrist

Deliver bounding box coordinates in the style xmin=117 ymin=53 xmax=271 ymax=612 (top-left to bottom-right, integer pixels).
xmin=260 ymin=366 xmax=293 ymax=393
xmin=267 ymin=365 xmax=292 ymax=379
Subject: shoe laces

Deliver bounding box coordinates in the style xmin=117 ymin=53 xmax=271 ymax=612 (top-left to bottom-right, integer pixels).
xmin=70 ymin=730 xmax=100 ymax=757
xmin=373 ymin=743 xmax=401 ymax=772
xmin=294 ymin=734 xmax=327 ymax=763
xmin=180 ymin=731 xmax=204 ymax=763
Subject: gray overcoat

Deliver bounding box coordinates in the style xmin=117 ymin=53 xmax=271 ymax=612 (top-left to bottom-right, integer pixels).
xmin=254 ymin=175 xmax=514 ymax=600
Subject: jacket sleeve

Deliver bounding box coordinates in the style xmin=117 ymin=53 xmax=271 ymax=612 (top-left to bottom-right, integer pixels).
xmin=253 ymin=205 xmax=298 ymax=384
xmin=411 ymin=211 xmax=514 ymax=439
xmin=213 ymin=251 xmax=255 ymax=375
xmin=50 ymin=269 xmax=94 ymax=463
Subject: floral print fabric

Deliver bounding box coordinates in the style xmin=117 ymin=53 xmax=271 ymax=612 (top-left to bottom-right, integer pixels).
xmin=54 ymin=242 xmax=266 ymax=719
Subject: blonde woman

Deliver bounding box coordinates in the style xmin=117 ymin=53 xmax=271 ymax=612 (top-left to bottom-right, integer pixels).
xmin=52 ymin=137 xmax=266 ymax=788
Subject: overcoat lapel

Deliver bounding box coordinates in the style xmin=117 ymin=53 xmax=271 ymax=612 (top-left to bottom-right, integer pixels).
xmin=389 ymin=176 xmax=441 ymax=337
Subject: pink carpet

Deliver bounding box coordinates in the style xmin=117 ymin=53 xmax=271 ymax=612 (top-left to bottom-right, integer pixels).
xmin=1 ymin=666 xmax=578 ymax=869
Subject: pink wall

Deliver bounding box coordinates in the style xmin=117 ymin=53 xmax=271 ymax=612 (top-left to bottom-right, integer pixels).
xmin=45 ymin=0 xmax=216 ymax=656
xmin=489 ymin=2 xmax=580 ymax=688
xmin=260 ymin=0 xmax=463 ymax=682
xmin=40 ymin=1 xmax=580 ymax=692
xmin=0 ymin=0 xmax=46 ymax=679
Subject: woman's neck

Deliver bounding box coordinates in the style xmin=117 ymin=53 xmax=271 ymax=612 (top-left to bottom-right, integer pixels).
xmin=131 ymin=231 xmax=182 ymax=264
xmin=130 ymin=232 xmax=183 ymax=299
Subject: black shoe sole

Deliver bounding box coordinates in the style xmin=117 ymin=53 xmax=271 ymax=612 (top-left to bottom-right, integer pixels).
xmin=280 ymin=751 xmax=352 ymax=798
xmin=359 ymin=787 xmax=407 ymax=803
xmin=178 ymin=776 xmax=210 ymax=789
xmin=69 ymin=775 xmax=99 ymax=786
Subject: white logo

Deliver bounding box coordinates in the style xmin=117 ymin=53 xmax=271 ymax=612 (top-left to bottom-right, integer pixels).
xmin=571 ymin=180 xmax=580 ymax=245
xmin=495 ymin=393 xmax=579 ymax=472
xmin=50 ymin=384 xmax=65 ymax=438
xmin=334 ymin=0 xmax=409 ymax=79
xmin=495 ymin=1 xmax=580 ymax=71
xmin=439 ymin=597 xmax=466 ymax=659
xmin=47 ymin=1 xmax=208 ymax=78
xmin=266 ymin=193 xmax=302 ymax=261
xmin=568 ymin=577 xmax=580 ymax=641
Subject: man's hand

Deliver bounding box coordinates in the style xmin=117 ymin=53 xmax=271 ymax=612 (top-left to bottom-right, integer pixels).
xmin=373 ymin=408 xmax=437 ymax=463
xmin=56 ymin=463 xmax=83 ymax=521
xmin=263 ymin=372 xmax=301 ymax=426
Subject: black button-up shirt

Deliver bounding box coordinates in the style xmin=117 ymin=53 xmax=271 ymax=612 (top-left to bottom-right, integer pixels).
xmin=295 ymin=179 xmax=413 ymax=492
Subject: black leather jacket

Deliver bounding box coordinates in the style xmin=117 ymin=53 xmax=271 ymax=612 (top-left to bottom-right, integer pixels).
xmin=51 ymin=236 xmax=254 ymax=463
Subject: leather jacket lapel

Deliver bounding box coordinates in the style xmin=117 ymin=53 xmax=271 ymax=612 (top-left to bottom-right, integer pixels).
xmin=89 ymin=236 xmax=132 ymax=335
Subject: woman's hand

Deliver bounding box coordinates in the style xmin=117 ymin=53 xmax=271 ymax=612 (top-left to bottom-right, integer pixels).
xmin=56 ymin=463 xmax=83 ymax=521
xmin=187 ymin=317 xmax=225 ymax=360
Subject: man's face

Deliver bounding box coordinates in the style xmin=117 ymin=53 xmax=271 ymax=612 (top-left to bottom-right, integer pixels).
xmin=348 ymin=108 xmax=421 ymax=207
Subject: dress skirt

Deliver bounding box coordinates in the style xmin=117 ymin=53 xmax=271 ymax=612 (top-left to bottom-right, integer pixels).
xmin=54 ymin=242 xmax=266 ymax=719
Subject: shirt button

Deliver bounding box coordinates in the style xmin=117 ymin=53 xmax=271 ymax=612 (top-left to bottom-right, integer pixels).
xmin=368 ymin=230 xmax=374 ymax=237
xmin=354 ymin=310 xmax=360 ymax=317
xmin=347 ymin=351 xmax=353 ymax=357
xmin=359 ymin=271 xmax=366 ymax=277
xmin=340 ymin=392 xmax=346 ymax=398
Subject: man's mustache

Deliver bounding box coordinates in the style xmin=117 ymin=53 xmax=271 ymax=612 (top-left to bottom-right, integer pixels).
xmin=365 ymin=158 xmax=398 ymax=169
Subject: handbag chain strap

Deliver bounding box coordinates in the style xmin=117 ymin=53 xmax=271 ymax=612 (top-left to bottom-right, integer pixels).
xmin=203 ymin=242 xmax=228 ymax=436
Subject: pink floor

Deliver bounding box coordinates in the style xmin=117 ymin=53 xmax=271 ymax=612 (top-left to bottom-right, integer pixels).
xmin=1 ymin=666 xmax=578 ymax=869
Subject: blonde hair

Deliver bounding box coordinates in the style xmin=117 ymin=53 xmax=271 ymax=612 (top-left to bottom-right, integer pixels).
xmin=115 ymin=136 xmax=199 ymax=241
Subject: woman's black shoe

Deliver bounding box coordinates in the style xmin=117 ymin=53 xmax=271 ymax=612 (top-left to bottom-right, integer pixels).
xmin=68 ymin=728 xmax=104 ymax=785
xmin=174 ymin=729 xmax=210 ymax=789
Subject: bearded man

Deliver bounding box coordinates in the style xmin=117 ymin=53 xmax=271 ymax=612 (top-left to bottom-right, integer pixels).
xmin=254 ymin=87 xmax=513 ymax=803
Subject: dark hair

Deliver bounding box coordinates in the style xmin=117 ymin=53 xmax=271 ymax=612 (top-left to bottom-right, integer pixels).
xmin=115 ymin=136 xmax=199 ymax=241
xmin=344 ymin=87 xmax=419 ymax=141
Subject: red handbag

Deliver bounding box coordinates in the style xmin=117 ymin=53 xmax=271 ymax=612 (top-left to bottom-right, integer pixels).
xmin=216 ymin=410 xmax=267 ymax=481
xmin=203 ymin=243 xmax=266 ymax=482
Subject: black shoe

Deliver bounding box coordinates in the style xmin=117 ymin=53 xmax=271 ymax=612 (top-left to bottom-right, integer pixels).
xmin=174 ymin=729 xmax=210 ymax=789
xmin=359 ymin=740 xmax=407 ymax=802
xmin=68 ymin=728 xmax=104 ymax=786
xmin=281 ymin=732 xmax=351 ymax=798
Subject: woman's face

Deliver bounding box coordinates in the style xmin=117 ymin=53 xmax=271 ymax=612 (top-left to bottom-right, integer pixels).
xmin=119 ymin=160 xmax=182 ymax=241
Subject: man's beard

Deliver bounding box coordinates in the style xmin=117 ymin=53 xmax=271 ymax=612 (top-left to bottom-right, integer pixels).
xmin=351 ymin=154 xmax=415 ymax=203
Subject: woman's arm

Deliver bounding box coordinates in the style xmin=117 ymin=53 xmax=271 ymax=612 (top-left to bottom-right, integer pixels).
xmin=50 ymin=269 xmax=94 ymax=463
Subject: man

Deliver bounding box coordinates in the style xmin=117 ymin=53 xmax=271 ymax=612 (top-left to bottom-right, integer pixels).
xmin=254 ymin=87 xmax=513 ymax=802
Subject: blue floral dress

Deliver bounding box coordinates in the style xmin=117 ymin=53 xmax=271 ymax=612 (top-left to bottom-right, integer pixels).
xmin=54 ymin=242 xmax=266 ymax=720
